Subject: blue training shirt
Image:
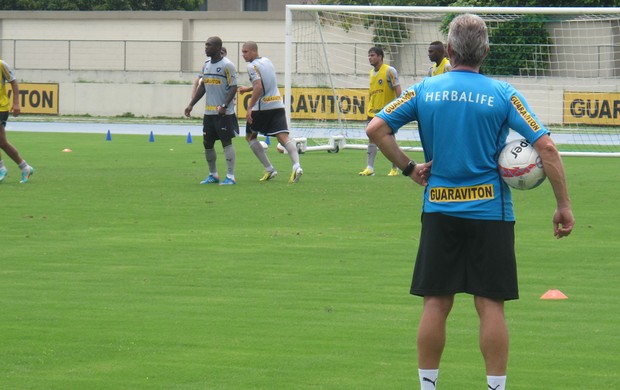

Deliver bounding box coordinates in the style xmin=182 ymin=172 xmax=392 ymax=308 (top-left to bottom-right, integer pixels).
xmin=376 ymin=70 xmax=549 ymax=221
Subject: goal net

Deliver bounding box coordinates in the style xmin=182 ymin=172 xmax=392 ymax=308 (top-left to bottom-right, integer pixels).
xmin=284 ymin=5 xmax=620 ymax=156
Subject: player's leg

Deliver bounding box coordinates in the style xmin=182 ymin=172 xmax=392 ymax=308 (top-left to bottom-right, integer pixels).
xmin=417 ymin=294 xmax=453 ymax=390
xmin=274 ymin=132 xmax=299 ymax=166
xmin=0 ymin=116 xmax=23 ymax=164
xmin=220 ymin=140 xmax=236 ymax=185
xmin=360 ymin=118 xmax=376 ymax=176
xmin=412 ymin=213 xmax=468 ymax=389
xmin=475 ymin=296 xmax=508 ymax=389
xmin=0 ymin=146 xmax=5 ymax=182
xmin=274 ymin=132 xmax=302 ymax=183
xmin=217 ymin=115 xmax=237 ymax=185
xmin=267 ymin=108 xmax=301 ymax=183
xmin=200 ymin=115 xmax=219 ymax=184
xmin=0 ymin=113 xmax=33 ymax=183
xmin=466 ymin=219 xmax=516 ymax=390
xmin=388 ymin=136 xmax=399 ymax=176
xmin=245 ymin=119 xmax=277 ymax=181
xmin=0 ymin=121 xmax=5 ymax=181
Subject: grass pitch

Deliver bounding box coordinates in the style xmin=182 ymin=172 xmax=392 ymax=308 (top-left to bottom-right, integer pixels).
xmin=1 ymin=131 xmax=618 ymax=389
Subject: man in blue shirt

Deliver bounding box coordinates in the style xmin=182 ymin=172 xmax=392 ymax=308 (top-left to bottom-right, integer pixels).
xmin=367 ymin=13 xmax=574 ymax=390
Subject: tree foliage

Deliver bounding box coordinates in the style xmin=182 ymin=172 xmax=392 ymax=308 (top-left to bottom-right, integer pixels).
xmin=0 ymin=0 xmax=203 ymax=10
xmin=322 ymin=0 xmax=619 ymax=75
xmin=318 ymin=0 xmax=619 ymax=6
xmin=318 ymin=0 xmax=416 ymax=58
xmin=438 ymin=1 xmax=552 ymax=75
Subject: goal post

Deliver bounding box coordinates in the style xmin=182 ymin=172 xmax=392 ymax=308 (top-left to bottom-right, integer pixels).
xmin=284 ymin=5 xmax=620 ymax=156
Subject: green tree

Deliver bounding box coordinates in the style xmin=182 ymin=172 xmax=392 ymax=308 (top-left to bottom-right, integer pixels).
xmin=319 ymin=0 xmax=619 ymax=6
xmin=322 ymin=0 xmax=620 ymax=75
xmin=0 ymin=0 xmax=203 ymax=10
xmin=437 ymin=0 xmax=552 ymax=75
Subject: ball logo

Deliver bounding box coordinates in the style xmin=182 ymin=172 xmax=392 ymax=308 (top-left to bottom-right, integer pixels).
xmin=378 ymin=79 xmax=383 ymax=85
xmin=498 ymin=139 xmax=546 ymax=190
xmin=510 ymin=141 xmax=528 ymax=158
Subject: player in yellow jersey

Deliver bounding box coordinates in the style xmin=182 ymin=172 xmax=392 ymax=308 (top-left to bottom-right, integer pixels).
xmin=0 ymin=60 xmax=34 ymax=183
xmin=428 ymin=41 xmax=452 ymax=77
xmin=359 ymin=47 xmax=402 ymax=177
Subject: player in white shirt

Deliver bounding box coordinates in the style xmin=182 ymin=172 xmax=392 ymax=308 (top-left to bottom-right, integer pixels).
xmin=185 ymin=37 xmax=239 ymax=185
xmin=238 ymin=41 xmax=303 ymax=184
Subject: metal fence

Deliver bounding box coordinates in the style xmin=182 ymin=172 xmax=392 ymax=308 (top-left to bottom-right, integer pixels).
xmin=0 ymin=38 xmax=421 ymax=77
xmin=1 ymin=38 xmax=616 ymax=79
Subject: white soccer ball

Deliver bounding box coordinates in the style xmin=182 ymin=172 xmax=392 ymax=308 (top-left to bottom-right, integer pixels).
xmin=498 ymin=139 xmax=546 ymax=190
xmin=276 ymin=143 xmax=287 ymax=154
xmin=259 ymin=141 xmax=269 ymax=150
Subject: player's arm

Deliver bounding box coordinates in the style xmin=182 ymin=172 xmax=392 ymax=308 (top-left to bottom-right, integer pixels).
xmin=224 ymin=85 xmax=238 ymax=106
xmin=9 ymin=79 xmax=20 ymax=117
xmin=389 ymin=67 xmax=402 ymax=97
xmin=184 ymin=82 xmax=205 ymax=117
xmin=533 ymin=134 xmax=574 ymax=239
xmin=394 ymin=84 xmax=402 ymax=97
xmin=238 ymin=85 xmax=253 ymax=94
xmin=191 ymin=76 xmax=202 ymax=100
xmin=218 ymin=85 xmax=238 ymax=115
xmin=366 ymin=116 xmax=430 ymax=186
xmin=245 ymin=79 xmax=263 ymax=124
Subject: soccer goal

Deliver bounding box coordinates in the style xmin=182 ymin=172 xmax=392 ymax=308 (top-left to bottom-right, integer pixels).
xmin=284 ymin=5 xmax=620 ymax=157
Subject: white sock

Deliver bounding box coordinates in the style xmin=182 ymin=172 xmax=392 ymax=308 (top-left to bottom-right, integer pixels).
xmin=283 ymin=140 xmax=300 ymax=167
xmin=248 ymin=139 xmax=272 ymax=169
xmin=419 ymin=369 xmax=439 ymax=390
xmin=487 ymin=375 xmax=506 ymax=390
xmin=367 ymin=142 xmax=378 ymax=168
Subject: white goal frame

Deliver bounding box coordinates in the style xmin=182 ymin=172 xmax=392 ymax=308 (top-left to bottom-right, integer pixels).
xmin=284 ymin=5 xmax=620 ymax=157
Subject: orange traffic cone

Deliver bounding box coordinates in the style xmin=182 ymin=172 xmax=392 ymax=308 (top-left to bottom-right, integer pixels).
xmin=540 ymin=289 xmax=568 ymax=300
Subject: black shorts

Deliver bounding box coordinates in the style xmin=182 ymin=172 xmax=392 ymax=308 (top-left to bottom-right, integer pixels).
xmin=203 ymin=114 xmax=239 ymax=144
xmin=411 ymin=213 xmax=519 ymax=300
xmin=246 ymin=108 xmax=289 ymax=136
xmin=0 ymin=111 xmax=8 ymax=126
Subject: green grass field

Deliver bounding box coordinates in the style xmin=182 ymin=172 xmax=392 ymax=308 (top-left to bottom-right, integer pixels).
xmin=1 ymin=130 xmax=618 ymax=389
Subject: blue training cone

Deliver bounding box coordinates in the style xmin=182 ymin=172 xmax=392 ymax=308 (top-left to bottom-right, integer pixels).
xmin=149 ymin=131 xmax=155 ymax=142
xmin=106 ymin=129 xmax=112 ymax=141
xmin=186 ymin=132 xmax=193 ymax=144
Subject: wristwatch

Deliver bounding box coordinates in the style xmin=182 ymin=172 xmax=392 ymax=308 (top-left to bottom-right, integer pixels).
xmin=402 ymin=160 xmax=416 ymax=176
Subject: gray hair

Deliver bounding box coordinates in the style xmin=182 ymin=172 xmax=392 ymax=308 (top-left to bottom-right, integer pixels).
xmin=447 ymin=14 xmax=489 ymax=68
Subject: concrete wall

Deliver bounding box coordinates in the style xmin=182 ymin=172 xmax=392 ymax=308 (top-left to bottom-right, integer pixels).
xmin=207 ymin=0 xmax=299 ymax=12
xmin=0 ymin=11 xmax=288 ymax=81
xmin=58 ymin=83 xmax=190 ymax=118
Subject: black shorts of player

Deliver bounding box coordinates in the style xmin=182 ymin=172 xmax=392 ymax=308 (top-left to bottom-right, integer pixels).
xmin=203 ymin=114 xmax=239 ymax=145
xmin=411 ymin=212 xmax=519 ymax=301
xmin=0 ymin=111 xmax=9 ymax=126
xmin=245 ymin=108 xmax=289 ymax=136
